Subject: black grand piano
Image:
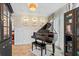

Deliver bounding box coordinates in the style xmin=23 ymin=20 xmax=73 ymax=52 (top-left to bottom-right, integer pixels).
xmin=31 ymin=23 xmax=55 ymax=56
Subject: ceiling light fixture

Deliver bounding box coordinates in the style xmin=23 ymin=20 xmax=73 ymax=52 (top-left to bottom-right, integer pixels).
xmin=27 ymin=3 xmax=38 ymax=11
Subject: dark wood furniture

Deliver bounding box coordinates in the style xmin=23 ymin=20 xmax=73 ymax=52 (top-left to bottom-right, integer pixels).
xmin=0 ymin=3 xmax=13 ymax=56
xmin=64 ymin=7 xmax=79 ymax=56
xmin=31 ymin=23 xmax=54 ymax=56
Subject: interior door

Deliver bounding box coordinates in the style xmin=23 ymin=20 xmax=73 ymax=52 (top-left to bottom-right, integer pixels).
xmin=76 ymin=7 xmax=79 ymax=56
xmin=0 ymin=4 xmax=12 ymax=56
xmin=1 ymin=4 xmax=12 ymax=56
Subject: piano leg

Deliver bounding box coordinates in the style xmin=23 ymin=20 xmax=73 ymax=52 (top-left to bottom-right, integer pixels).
xmin=32 ymin=43 xmax=33 ymax=51
xmin=45 ymin=46 xmax=46 ymax=54
xmin=52 ymin=44 xmax=55 ymax=55
xmin=41 ymin=47 xmax=43 ymax=56
xmin=35 ymin=39 xmax=37 ymax=49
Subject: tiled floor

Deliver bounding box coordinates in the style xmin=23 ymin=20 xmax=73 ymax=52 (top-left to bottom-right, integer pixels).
xmin=12 ymin=44 xmax=35 ymax=56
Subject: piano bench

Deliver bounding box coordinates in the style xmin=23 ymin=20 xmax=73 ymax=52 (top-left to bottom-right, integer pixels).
xmin=32 ymin=41 xmax=46 ymax=56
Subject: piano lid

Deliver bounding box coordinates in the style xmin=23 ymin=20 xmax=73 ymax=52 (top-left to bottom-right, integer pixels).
xmin=38 ymin=23 xmax=51 ymax=32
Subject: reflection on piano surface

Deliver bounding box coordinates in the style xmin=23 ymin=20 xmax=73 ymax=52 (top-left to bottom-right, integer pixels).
xmin=31 ymin=23 xmax=53 ymax=43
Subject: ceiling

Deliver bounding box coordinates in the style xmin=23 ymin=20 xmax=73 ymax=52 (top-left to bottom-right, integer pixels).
xmin=11 ymin=3 xmax=66 ymax=17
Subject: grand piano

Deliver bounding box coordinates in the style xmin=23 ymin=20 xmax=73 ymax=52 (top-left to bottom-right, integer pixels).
xmin=31 ymin=23 xmax=55 ymax=55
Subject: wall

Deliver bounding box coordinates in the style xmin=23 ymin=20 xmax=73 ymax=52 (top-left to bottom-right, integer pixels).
xmin=14 ymin=15 xmax=48 ymax=45
xmin=53 ymin=7 xmax=66 ymax=56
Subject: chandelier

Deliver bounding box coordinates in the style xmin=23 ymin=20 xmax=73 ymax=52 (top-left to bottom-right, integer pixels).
xmin=27 ymin=3 xmax=38 ymax=11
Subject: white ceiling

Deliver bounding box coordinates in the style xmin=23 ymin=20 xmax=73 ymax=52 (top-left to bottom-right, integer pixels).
xmin=11 ymin=3 xmax=66 ymax=17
